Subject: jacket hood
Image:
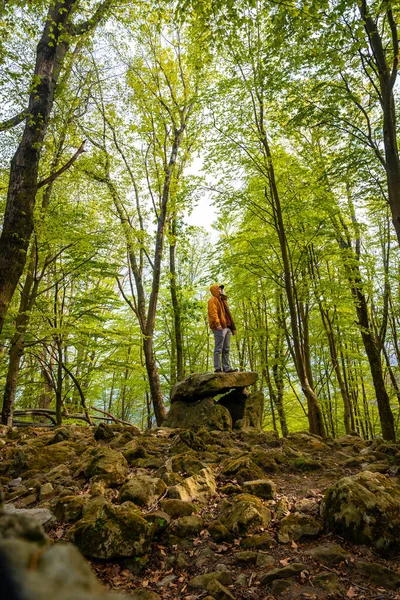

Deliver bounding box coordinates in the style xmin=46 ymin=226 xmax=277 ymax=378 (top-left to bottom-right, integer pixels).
xmin=210 ymin=284 xmax=221 ymax=297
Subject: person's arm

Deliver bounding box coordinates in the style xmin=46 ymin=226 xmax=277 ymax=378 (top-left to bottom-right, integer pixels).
xmin=208 ymin=298 xmax=222 ymax=330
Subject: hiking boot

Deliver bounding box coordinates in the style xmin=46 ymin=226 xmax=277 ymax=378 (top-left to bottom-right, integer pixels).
xmin=224 ymin=368 xmax=238 ymax=373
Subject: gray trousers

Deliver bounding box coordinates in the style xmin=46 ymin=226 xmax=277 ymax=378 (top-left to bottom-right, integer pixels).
xmin=213 ymin=328 xmax=232 ymax=371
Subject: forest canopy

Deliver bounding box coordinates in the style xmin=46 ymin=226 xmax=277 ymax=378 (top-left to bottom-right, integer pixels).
xmin=0 ymin=0 xmax=400 ymax=441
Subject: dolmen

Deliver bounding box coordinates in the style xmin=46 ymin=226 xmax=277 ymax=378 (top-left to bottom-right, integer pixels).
xmin=163 ymin=371 xmax=263 ymax=431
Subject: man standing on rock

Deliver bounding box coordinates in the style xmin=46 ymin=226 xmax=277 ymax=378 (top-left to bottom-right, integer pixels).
xmin=208 ymin=284 xmax=238 ymax=373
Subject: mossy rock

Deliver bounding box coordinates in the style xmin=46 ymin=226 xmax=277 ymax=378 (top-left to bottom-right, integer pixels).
xmin=54 ymin=495 xmax=89 ymax=523
xmin=45 ymin=464 xmax=71 ymax=484
xmin=160 ymin=499 xmax=196 ymax=518
xmin=163 ymin=398 xmax=232 ymax=431
xmin=304 ymin=543 xmax=349 ymax=566
xmin=285 ymin=432 xmax=329 ymax=453
xmin=220 ymin=455 xmax=264 ymax=483
xmin=241 ymin=531 xmax=275 ymax=549
xmin=144 ymin=510 xmax=171 ymax=535
xmin=171 ymin=371 xmax=258 ymax=403
xmin=322 ymin=471 xmax=400 ymax=555
xmin=119 ymin=475 xmax=166 ymax=508
xmin=84 ymin=446 xmax=128 ymax=486
xmin=260 ymin=562 xmax=309 ymax=585
xmin=189 ymin=570 xmax=233 ymax=590
xmin=169 ymin=515 xmax=203 ymax=539
xmin=278 ymin=512 xmax=321 ymax=543
xmin=219 ymin=493 xmax=272 ymax=535
xmin=167 ymin=467 xmax=217 ymax=503
xmin=94 ymin=423 xmax=115 ymax=441
xmin=207 ymin=520 xmax=234 ymax=542
xmin=292 ymin=455 xmax=322 ymax=471
xmin=250 ymin=450 xmax=279 ymax=473
xmin=170 ymin=454 xmax=206 ymax=476
xmin=242 ymin=479 xmax=277 ymax=500
xmin=10 ymin=442 xmax=78 ymax=477
xmin=354 ymin=561 xmax=400 ymax=590
xmin=123 ymin=440 xmax=148 ymax=465
xmin=0 ymin=511 xmax=48 ymax=545
xmin=69 ymin=501 xmax=153 ymax=559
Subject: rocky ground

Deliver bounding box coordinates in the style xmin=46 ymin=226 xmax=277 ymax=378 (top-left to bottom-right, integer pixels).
xmin=1 ymin=422 xmax=400 ymax=600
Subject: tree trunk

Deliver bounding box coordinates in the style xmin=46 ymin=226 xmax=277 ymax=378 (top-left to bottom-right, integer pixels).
xmin=143 ymin=337 xmax=166 ymax=425
xmin=169 ymin=217 xmax=184 ymax=382
xmin=359 ymin=2 xmax=400 ymax=244
xmin=0 ymin=1 xmax=75 ymax=333
xmin=1 ymin=246 xmax=39 ymax=425
xmin=355 ymin=291 xmax=395 ymax=439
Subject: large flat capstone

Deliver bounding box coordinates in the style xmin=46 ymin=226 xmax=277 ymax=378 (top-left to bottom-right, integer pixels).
xmin=171 ymin=372 xmax=258 ymax=403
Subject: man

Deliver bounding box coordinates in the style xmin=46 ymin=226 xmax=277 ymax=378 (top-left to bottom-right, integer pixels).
xmin=208 ymin=284 xmax=238 ymax=373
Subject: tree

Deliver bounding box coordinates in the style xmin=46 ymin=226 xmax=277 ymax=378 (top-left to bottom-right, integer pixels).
xmin=0 ymin=0 xmax=112 ymax=333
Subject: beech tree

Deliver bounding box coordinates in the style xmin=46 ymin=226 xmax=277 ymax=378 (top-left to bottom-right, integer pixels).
xmin=0 ymin=0 xmax=113 ymax=333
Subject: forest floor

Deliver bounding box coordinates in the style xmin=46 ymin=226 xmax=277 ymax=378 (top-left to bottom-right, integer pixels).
xmin=2 ymin=424 xmax=400 ymax=600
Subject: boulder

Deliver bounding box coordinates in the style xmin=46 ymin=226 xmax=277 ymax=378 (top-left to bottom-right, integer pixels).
xmin=69 ymin=501 xmax=153 ymax=559
xmin=171 ymin=371 xmax=258 ymax=403
xmin=168 ymin=467 xmax=217 ymax=503
xmin=10 ymin=442 xmax=78 ymax=477
xmin=260 ymin=562 xmax=309 ymax=585
xmin=353 ymin=561 xmax=400 ymax=590
xmin=54 ymin=495 xmax=90 ymax=523
xmin=2 ymin=505 xmax=56 ymax=531
xmin=322 ymin=471 xmax=400 ymax=555
xmin=242 ymin=479 xmax=276 ymax=500
xmin=278 ymin=513 xmax=321 ymax=543
xmin=169 ymin=515 xmax=203 ymax=538
xmin=84 ymin=447 xmax=128 ymax=486
xmin=241 ymin=532 xmax=275 ymax=549
xmin=160 ymin=499 xmax=196 ymax=518
xmin=119 ymin=475 xmax=166 ymax=508
xmin=94 ymin=423 xmax=115 ymax=441
xmin=312 ymin=572 xmax=344 ymax=596
xmin=0 ymin=510 xmax=48 ymax=544
xmin=131 ymin=590 xmax=160 ymax=600
xmin=207 ymin=520 xmax=234 ymax=542
xmin=169 ymin=454 xmax=206 ymax=476
xmin=219 ymin=493 xmax=272 ymax=535
xmin=163 ymin=398 xmax=232 ymax=431
xmin=189 ymin=570 xmax=233 ymax=590
xmin=220 ymin=455 xmax=264 ymax=483
xmin=304 ymin=544 xmax=349 ymax=566
xmin=0 ymin=539 xmax=124 ymax=600
xmin=206 ymin=580 xmax=235 ymax=600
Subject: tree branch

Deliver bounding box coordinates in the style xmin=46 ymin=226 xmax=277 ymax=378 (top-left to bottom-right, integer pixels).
xmin=70 ymin=0 xmax=114 ymax=36
xmin=37 ymin=140 xmax=86 ymax=189
xmin=0 ymin=109 xmax=27 ymax=132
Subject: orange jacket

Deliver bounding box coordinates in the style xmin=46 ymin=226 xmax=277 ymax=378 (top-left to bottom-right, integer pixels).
xmin=208 ymin=284 xmax=236 ymax=332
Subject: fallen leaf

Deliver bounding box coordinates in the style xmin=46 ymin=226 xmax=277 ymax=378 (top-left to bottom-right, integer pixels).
xmin=300 ymin=570 xmax=309 ymax=580
xmin=291 ymin=540 xmax=298 ymax=549
xmin=347 ymin=587 xmax=358 ymax=598
xmin=280 ymin=558 xmax=290 ymax=567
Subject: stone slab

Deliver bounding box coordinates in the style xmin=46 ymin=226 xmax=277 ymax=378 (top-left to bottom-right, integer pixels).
xmin=171 ymin=372 xmax=258 ymax=403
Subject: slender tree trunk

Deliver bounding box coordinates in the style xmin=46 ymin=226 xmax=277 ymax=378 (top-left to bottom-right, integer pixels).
xmin=55 ymin=338 xmax=63 ymax=426
xmin=1 ymin=247 xmax=39 ymax=425
xmin=359 ymin=1 xmax=400 ymax=244
xmin=259 ymin=132 xmax=325 ymax=437
xmin=169 ymin=217 xmax=184 ymax=382
xmin=332 ymin=195 xmax=395 ymax=440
